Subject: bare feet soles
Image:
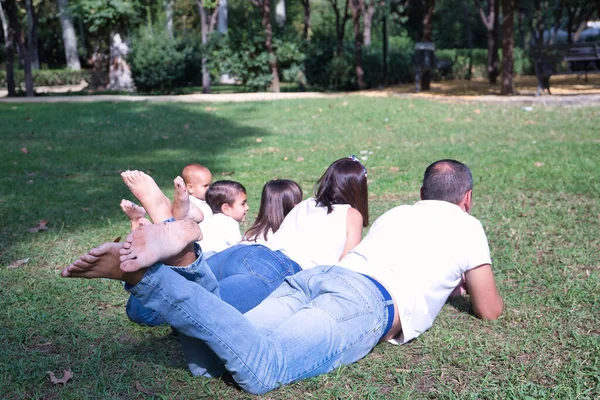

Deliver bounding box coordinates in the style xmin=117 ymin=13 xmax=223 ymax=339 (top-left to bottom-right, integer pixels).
xmin=119 ymin=219 xmax=201 ymax=272
xmin=121 ymin=170 xmax=173 ymax=223
xmin=120 ymin=199 xmax=148 ymax=230
xmin=172 ymin=176 xmax=204 ymax=223
xmin=61 ymin=242 xmax=142 ymax=285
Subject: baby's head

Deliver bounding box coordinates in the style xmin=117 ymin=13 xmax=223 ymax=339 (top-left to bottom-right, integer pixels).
xmin=205 ymin=180 xmax=249 ymax=222
xmin=182 ymin=163 xmax=213 ymax=200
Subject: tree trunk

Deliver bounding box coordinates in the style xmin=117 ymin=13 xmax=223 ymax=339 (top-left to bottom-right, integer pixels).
xmin=6 ymin=0 xmax=34 ymax=96
xmin=301 ymin=0 xmax=310 ymax=40
xmin=275 ymin=0 xmax=286 ymax=27
xmin=218 ymin=0 xmax=227 ymax=34
xmin=501 ymin=0 xmax=515 ymax=95
xmin=477 ymin=0 xmax=499 ymax=84
xmin=421 ymin=0 xmax=435 ymax=91
xmin=349 ymin=0 xmax=365 ymax=89
xmin=362 ymin=0 xmax=376 ymax=47
xmin=24 ymin=0 xmax=39 ymax=70
xmin=57 ymin=0 xmax=81 ymax=70
xmin=461 ymin=0 xmax=473 ymax=79
xmin=261 ymin=0 xmax=280 ymax=91
xmin=329 ymin=0 xmax=350 ymax=56
xmin=196 ymin=0 xmax=212 ymax=93
xmin=165 ymin=0 xmax=174 ymax=37
xmin=0 ymin=0 xmax=16 ymax=96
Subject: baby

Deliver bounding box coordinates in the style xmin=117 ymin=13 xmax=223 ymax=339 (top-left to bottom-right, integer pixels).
xmin=181 ymin=163 xmax=213 ymax=220
xmin=199 ymin=180 xmax=248 ymax=257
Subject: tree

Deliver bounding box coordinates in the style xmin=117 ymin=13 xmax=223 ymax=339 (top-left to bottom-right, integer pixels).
xmin=0 ymin=0 xmax=16 ymax=96
xmin=275 ymin=0 xmax=285 ymax=27
xmin=24 ymin=0 xmax=39 ymax=69
xmin=501 ymin=0 xmax=515 ymax=95
xmin=328 ymin=0 xmax=351 ymax=56
xmin=349 ymin=0 xmax=366 ymax=88
xmin=300 ymin=0 xmax=310 ymax=40
xmin=362 ymin=0 xmax=378 ymax=46
xmin=57 ymin=0 xmax=81 ymax=69
xmin=420 ymin=0 xmax=435 ymax=91
xmin=165 ymin=0 xmax=174 ymax=37
xmin=249 ymin=0 xmax=280 ymax=92
xmin=475 ymin=0 xmax=500 ymax=84
xmin=5 ymin=0 xmax=34 ymax=96
xmin=195 ymin=0 xmax=218 ymax=93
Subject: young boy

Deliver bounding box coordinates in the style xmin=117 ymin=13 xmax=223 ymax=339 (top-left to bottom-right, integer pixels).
xmin=200 ymin=180 xmax=248 ymax=257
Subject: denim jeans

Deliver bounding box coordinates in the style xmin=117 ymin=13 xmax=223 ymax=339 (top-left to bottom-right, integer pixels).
xmin=129 ymin=262 xmax=392 ymax=395
xmin=206 ymin=244 xmax=302 ymax=313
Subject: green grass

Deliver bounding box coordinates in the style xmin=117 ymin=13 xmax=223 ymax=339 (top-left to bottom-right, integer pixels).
xmin=1 ymin=97 xmax=599 ymax=399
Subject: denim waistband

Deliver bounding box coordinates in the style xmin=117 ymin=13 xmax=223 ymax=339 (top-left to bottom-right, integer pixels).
xmin=361 ymin=274 xmax=394 ymax=340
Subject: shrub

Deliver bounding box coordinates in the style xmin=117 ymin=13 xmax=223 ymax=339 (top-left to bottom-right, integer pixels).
xmin=0 ymin=68 xmax=92 ymax=87
xmin=129 ymin=25 xmax=192 ymax=92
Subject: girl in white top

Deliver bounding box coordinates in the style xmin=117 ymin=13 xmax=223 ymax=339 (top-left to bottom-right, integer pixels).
xmin=206 ymin=156 xmax=369 ymax=312
xmin=243 ymin=179 xmax=304 ymax=244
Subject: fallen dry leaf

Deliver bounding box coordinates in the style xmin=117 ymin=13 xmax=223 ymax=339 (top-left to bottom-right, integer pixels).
xmin=534 ymin=162 xmax=544 ymax=167
xmin=221 ymin=171 xmax=235 ymax=176
xmin=47 ymin=369 xmax=73 ymax=385
xmin=21 ymin=147 xmax=28 ymax=154
xmin=342 ymin=101 xmax=349 ymax=106
xmin=113 ymin=236 xmax=122 ymax=243
xmin=7 ymin=258 xmax=30 ymax=269
xmin=183 ymin=123 xmax=190 ymax=129
xmin=28 ymin=220 xmax=49 ymax=233
xmin=135 ymin=381 xmax=154 ymax=395
xmin=256 ymin=138 xmax=263 ymax=143
xmin=283 ymin=157 xmax=289 ymax=161
xmin=389 ymin=166 xmax=400 ymax=172
xmin=474 ymin=109 xmax=481 ymax=114
xmin=296 ymin=157 xmax=304 ymax=162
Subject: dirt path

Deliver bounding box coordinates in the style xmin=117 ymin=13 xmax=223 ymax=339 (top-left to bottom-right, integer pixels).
xmin=1 ymin=75 xmax=599 ymax=106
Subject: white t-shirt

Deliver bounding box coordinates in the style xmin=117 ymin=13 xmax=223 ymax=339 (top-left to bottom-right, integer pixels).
xmin=189 ymin=196 xmax=213 ymax=224
xmin=266 ymin=198 xmax=351 ymax=270
xmin=338 ymin=200 xmax=492 ymax=345
xmin=198 ymin=213 xmax=242 ymax=257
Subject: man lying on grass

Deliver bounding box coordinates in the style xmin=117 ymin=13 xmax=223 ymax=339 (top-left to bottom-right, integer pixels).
xmin=62 ymin=159 xmax=504 ymax=395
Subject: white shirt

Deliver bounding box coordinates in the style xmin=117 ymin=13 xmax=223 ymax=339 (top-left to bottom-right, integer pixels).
xmin=338 ymin=200 xmax=491 ymax=345
xmin=266 ymin=198 xmax=351 ymax=270
xmin=198 ymin=213 xmax=242 ymax=256
xmin=189 ymin=196 xmax=213 ymax=223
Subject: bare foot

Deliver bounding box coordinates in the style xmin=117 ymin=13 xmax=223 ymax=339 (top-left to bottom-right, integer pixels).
xmin=119 ymin=219 xmax=201 ymax=272
xmin=121 ymin=170 xmax=172 ymax=223
xmin=62 ymin=242 xmax=144 ymax=285
xmin=120 ymin=199 xmax=148 ymax=230
xmin=172 ymin=176 xmax=204 ymax=223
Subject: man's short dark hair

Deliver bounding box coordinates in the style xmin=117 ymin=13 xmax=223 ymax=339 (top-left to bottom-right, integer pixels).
xmin=421 ymin=159 xmax=473 ymax=205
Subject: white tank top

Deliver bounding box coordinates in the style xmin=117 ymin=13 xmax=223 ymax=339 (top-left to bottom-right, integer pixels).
xmin=266 ymin=197 xmax=350 ymax=270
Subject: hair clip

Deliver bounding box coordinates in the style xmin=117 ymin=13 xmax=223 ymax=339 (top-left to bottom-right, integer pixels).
xmin=349 ymin=155 xmax=367 ymax=177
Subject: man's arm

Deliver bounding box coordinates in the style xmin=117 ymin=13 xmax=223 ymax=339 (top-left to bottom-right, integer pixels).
xmin=464 ymin=264 xmax=504 ymax=320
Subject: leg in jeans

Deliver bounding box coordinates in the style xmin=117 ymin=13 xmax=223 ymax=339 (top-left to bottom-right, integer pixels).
xmin=206 ymin=244 xmax=302 ymax=313
xmin=129 ymin=265 xmax=389 ymax=395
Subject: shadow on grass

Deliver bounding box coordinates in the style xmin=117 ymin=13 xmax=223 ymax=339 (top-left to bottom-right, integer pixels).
xmin=0 ymin=101 xmax=268 ymax=260
xmin=446 ymin=295 xmax=475 ymax=316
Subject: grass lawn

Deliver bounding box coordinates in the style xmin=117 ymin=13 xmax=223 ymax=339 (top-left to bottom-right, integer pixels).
xmin=1 ymin=97 xmax=599 ymax=399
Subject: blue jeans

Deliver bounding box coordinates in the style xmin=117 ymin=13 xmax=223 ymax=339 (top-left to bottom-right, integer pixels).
xmin=206 ymin=244 xmax=301 ymax=313
xmin=128 ymin=262 xmax=392 ymax=395
xmin=126 ymin=244 xmax=301 ymax=325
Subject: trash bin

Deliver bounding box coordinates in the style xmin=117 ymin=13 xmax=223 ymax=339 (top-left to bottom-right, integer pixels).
xmin=414 ymin=42 xmax=435 ymax=92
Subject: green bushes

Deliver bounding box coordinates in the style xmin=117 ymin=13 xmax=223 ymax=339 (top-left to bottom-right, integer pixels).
xmin=435 ymin=47 xmax=533 ymax=80
xmin=129 ymin=25 xmax=199 ymax=92
xmin=0 ymin=69 xmax=92 ymax=87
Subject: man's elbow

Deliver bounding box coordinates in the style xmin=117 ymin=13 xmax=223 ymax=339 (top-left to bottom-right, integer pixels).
xmin=474 ymin=298 xmax=504 ymax=320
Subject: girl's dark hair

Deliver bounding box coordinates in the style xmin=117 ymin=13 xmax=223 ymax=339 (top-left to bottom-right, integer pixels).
xmin=244 ymin=179 xmax=303 ymax=242
xmin=314 ymin=157 xmax=369 ymax=226
xmin=205 ymin=180 xmax=247 ymax=214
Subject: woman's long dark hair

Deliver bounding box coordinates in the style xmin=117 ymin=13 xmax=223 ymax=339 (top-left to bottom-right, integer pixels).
xmin=314 ymin=157 xmax=369 ymax=226
xmin=244 ymin=179 xmax=303 ymax=242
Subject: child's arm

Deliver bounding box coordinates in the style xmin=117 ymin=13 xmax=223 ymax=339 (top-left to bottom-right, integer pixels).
xmin=339 ymin=207 xmax=363 ymax=261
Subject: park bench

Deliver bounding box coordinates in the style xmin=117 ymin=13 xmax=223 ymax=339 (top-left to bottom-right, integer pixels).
xmin=532 ymin=42 xmax=600 ymax=96
xmin=413 ymin=42 xmax=455 ymax=92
